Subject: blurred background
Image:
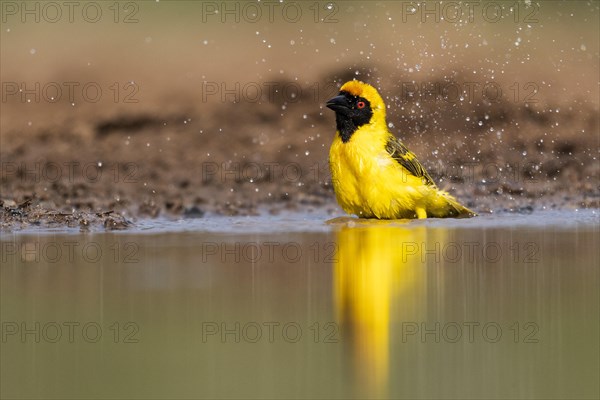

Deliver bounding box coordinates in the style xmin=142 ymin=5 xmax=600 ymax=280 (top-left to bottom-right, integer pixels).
xmin=1 ymin=0 xmax=598 ymax=222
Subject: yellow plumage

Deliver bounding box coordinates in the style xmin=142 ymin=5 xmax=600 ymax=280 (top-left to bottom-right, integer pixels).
xmin=326 ymin=80 xmax=476 ymax=219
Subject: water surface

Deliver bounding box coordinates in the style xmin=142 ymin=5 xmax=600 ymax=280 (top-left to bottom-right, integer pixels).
xmin=1 ymin=211 xmax=598 ymax=399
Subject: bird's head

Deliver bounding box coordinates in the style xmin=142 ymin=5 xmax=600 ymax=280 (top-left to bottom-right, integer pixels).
xmin=326 ymin=80 xmax=387 ymax=142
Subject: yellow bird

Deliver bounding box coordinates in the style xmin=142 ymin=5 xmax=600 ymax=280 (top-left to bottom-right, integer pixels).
xmin=326 ymin=80 xmax=476 ymax=219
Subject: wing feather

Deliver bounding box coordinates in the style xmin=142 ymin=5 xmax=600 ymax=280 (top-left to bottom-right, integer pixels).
xmin=385 ymin=136 xmax=436 ymax=187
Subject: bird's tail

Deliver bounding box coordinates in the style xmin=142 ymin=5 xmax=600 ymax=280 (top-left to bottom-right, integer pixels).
xmin=429 ymin=191 xmax=477 ymax=218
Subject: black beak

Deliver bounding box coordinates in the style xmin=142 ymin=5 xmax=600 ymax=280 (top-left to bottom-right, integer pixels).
xmin=326 ymin=95 xmax=350 ymax=112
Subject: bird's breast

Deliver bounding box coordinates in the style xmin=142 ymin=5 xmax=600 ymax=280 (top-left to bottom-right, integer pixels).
xmin=329 ymin=133 xmax=397 ymax=216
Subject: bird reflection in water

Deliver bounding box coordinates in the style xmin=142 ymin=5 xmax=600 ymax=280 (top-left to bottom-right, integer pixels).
xmin=333 ymin=219 xmax=430 ymax=397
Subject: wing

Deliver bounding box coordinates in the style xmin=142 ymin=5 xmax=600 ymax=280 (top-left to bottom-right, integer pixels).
xmin=385 ymin=136 xmax=436 ymax=187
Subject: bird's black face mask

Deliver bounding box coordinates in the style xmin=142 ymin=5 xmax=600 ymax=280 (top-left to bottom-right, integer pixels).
xmin=326 ymin=91 xmax=373 ymax=143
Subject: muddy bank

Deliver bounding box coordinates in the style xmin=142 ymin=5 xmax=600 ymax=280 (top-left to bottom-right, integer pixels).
xmin=1 ymin=73 xmax=598 ymax=231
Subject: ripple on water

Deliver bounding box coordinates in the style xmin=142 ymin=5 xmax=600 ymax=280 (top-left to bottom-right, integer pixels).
xmin=4 ymin=209 xmax=597 ymax=236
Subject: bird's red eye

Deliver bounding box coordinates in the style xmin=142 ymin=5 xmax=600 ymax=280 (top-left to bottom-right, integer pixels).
xmin=357 ymin=101 xmax=366 ymax=109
